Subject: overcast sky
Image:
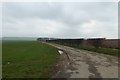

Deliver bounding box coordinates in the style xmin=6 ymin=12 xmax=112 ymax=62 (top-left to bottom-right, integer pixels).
xmin=2 ymin=2 xmax=118 ymax=39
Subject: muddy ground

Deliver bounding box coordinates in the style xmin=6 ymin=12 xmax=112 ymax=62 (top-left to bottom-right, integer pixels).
xmin=45 ymin=42 xmax=119 ymax=79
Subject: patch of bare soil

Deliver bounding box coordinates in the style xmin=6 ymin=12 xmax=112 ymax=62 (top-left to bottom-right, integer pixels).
xmin=51 ymin=50 xmax=70 ymax=78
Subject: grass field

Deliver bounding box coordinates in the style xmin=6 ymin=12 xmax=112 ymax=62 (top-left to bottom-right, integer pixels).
xmin=2 ymin=41 xmax=59 ymax=78
xmin=0 ymin=40 xmax=2 ymax=79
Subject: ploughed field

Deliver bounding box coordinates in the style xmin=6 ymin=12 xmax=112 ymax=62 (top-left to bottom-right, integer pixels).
xmin=2 ymin=41 xmax=59 ymax=78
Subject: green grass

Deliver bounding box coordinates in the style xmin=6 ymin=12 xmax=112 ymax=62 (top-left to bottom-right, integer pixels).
xmin=2 ymin=41 xmax=59 ymax=78
xmin=61 ymin=43 xmax=119 ymax=56
xmin=0 ymin=40 xmax=2 ymax=79
xmin=78 ymin=46 xmax=119 ymax=56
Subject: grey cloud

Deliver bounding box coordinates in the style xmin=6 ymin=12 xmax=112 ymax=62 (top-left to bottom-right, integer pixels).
xmin=2 ymin=2 xmax=118 ymax=39
xmin=3 ymin=2 xmax=63 ymax=20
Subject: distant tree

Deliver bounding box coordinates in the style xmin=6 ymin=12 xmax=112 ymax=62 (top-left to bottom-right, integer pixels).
xmin=37 ymin=38 xmax=40 ymax=41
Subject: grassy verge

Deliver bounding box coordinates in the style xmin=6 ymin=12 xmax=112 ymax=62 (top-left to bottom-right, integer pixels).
xmin=78 ymin=46 xmax=119 ymax=56
xmin=59 ymin=43 xmax=119 ymax=56
xmin=2 ymin=41 xmax=59 ymax=78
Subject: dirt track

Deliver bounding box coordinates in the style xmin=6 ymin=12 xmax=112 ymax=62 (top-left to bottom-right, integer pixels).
xmin=46 ymin=42 xmax=119 ymax=79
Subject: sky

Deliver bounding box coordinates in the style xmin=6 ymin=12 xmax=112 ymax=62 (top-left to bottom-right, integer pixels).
xmin=2 ymin=2 xmax=118 ymax=39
